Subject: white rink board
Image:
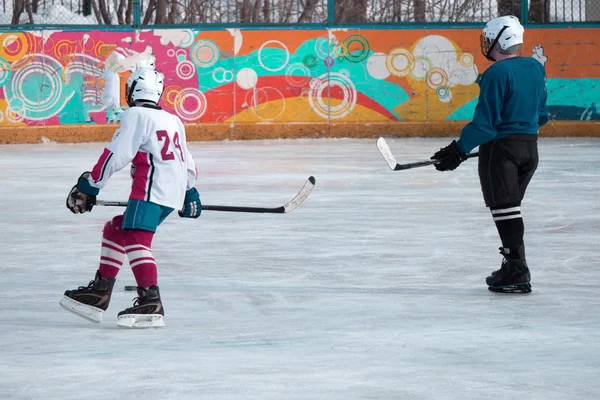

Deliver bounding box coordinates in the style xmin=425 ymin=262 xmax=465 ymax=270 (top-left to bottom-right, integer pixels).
xmin=1 ymin=138 xmax=599 ymax=400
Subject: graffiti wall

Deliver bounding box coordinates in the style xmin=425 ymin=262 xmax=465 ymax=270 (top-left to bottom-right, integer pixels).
xmin=0 ymin=28 xmax=598 ymax=140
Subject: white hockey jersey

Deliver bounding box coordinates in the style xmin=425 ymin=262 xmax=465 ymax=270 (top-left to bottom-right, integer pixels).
xmin=88 ymin=106 xmax=197 ymax=210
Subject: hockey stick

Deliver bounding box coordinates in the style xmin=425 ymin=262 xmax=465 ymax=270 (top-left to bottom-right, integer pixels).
xmin=376 ymin=137 xmax=479 ymax=171
xmin=95 ymin=176 xmax=316 ymax=214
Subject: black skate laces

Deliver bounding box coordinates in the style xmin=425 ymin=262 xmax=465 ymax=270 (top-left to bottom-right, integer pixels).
xmin=130 ymin=291 xmax=152 ymax=307
xmin=128 ymin=290 xmax=159 ymax=308
xmin=77 ymin=279 xmax=96 ymax=291
xmin=131 ymin=296 xmax=143 ymax=307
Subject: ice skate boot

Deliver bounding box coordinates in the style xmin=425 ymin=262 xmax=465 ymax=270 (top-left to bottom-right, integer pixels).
xmin=60 ymin=271 xmax=116 ymax=323
xmin=117 ymin=286 xmax=165 ymax=328
xmin=486 ymin=247 xmax=532 ymax=293
xmin=490 ymin=249 xmax=508 ymax=277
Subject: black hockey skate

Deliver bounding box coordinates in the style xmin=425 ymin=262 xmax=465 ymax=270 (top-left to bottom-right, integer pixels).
xmin=60 ymin=271 xmax=116 ymax=323
xmin=486 ymin=247 xmax=532 ymax=294
xmin=490 ymin=251 xmax=508 ymax=277
xmin=117 ymin=286 xmax=165 ymax=328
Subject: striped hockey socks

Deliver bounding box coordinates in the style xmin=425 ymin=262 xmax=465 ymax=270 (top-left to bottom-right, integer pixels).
xmin=490 ymin=203 xmax=524 ymax=249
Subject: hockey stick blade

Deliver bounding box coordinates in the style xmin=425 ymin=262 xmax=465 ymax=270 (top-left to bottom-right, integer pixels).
xmin=376 ymin=137 xmax=478 ymax=171
xmin=376 ymin=137 xmax=400 ymax=170
xmin=95 ymin=176 xmax=316 ymax=214
xmin=280 ymin=175 xmax=316 ymax=213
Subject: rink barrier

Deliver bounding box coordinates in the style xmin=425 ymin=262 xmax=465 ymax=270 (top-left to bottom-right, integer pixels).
xmin=1 ymin=29 xmax=599 ymax=136
xmin=1 ymin=121 xmax=599 ymax=144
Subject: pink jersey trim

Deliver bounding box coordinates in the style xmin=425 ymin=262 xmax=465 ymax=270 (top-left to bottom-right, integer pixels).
xmin=91 ymin=148 xmax=113 ymax=183
xmin=130 ymin=152 xmax=151 ymax=201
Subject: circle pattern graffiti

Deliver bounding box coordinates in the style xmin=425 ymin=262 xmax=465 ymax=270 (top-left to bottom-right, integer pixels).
xmin=7 ymin=96 xmax=25 ymax=122
xmin=5 ymin=106 xmax=23 ymax=123
xmin=436 ymin=85 xmax=450 ymax=99
xmin=176 ymin=49 xmax=187 ymax=62
xmin=79 ymin=36 xmax=95 ymax=53
xmin=0 ymin=33 xmax=36 ymax=63
xmin=309 ymin=72 xmax=357 ymax=120
xmin=245 ymin=87 xmax=286 ymax=121
xmin=314 ymin=38 xmax=330 ymax=60
xmin=426 ymin=67 xmax=449 ymax=89
xmin=42 ymin=37 xmax=56 ymax=53
xmin=386 ymin=48 xmax=415 ymax=77
xmin=332 ymin=44 xmax=348 ymax=58
xmin=212 ymin=67 xmax=233 ymax=84
xmin=303 ymin=54 xmax=318 ymax=69
xmin=459 ymin=53 xmax=474 ymax=67
xmin=163 ymin=85 xmax=183 ymax=109
xmin=411 ymin=56 xmax=433 ymax=81
xmin=0 ymin=57 xmax=11 ymax=87
xmin=258 ymin=40 xmax=290 ymax=72
xmin=54 ymin=40 xmax=78 ymax=63
xmin=174 ymin=88 xmax=207 ymax=121
xmin=341 ymin=34 xmax=370 ymax=63
xmin=10 ymin=55 xmax=64 ymax=119
xmin=190 ymin=40 xmax=220 ymax=68
xmin=436 ymin=85 xmax=453 ymax=103
xmin=179 ymin=30 xmax=196 ymax=48
xmin=92 ymin=40 xmax=105 ymax=56
xmin=285 ymin=63 xmax=311 ymax=87
xmin=176 ymin=60 xmax=196 ymax=80
xmin=236 ymin=68 xmax=258 ymax=90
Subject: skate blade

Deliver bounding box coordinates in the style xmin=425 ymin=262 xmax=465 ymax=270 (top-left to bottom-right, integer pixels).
xmin=488 ymin=283 xmax=532 ymax=294
xmin=59 ymin=296 xmax=103 ymax=323
xmin=117 ymin=314 xmax=165 ymax=329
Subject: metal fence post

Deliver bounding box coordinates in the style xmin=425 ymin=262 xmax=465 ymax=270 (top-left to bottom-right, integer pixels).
xmin=327 ymin=0 xmax=335 ymax=26
xmin=133 ymin=0 xmax=141 ymax=28
xmin=521 ymin=0 xmax=529 ymax=24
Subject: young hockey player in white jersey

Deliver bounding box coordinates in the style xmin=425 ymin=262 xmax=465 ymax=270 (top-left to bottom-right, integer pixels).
xmin=60 ymin=67 xmax=201 ymax=328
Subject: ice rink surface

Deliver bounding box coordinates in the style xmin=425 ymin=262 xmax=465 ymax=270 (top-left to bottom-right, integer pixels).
xmin=1 ymin=138 xmax=599 ymax=400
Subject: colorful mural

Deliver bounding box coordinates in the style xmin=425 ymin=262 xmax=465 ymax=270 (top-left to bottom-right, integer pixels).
xmin=0 ymin=28 xmax=598 ymax=130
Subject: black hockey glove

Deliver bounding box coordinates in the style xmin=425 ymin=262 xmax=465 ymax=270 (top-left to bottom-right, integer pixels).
xmin=431 ymin=140 xmax=468 ymax=171
xmin=66 ymin=172 xmax=100 ymax=214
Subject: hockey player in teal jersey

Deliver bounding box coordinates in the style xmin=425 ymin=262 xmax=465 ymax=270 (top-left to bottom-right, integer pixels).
xmin=430 ymin=16 xmax=548 ymax=293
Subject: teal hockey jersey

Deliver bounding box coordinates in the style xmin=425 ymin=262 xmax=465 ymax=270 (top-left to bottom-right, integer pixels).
xmin=457 ymin=57 xmax=548 ymax=154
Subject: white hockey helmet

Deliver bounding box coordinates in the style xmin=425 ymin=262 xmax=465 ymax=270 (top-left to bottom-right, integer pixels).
xmin=480 ymin=15 xmax=524 ymax=61
xmin=125 ymin=67 xmax=164 ymax=107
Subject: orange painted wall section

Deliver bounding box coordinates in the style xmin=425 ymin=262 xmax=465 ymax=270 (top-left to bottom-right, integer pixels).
xmin=0 ymin=28 xmax=598 ymax=143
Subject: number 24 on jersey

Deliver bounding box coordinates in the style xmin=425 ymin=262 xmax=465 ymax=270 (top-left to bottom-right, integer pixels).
xmin=156 ymin=130 xmax=184 ymax=162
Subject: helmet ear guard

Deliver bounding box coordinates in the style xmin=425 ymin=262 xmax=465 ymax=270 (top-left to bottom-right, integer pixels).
xmin=480 ymin=25 xmax=509 ymax=62
xmin=480 ymin=34 xmax=493 ymax=61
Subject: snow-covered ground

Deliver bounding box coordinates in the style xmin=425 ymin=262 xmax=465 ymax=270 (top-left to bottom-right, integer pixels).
xmin=0 ymin=4 xmax=96 ymax=25
xmin=1 ymin=138 xmax=599 ymax=399
xmin=0 ymin=0 xmax=592 ymax=26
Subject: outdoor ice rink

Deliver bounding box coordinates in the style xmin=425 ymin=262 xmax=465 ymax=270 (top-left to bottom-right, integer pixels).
xmin=1 ymin=137 xmax=599 ymax=399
